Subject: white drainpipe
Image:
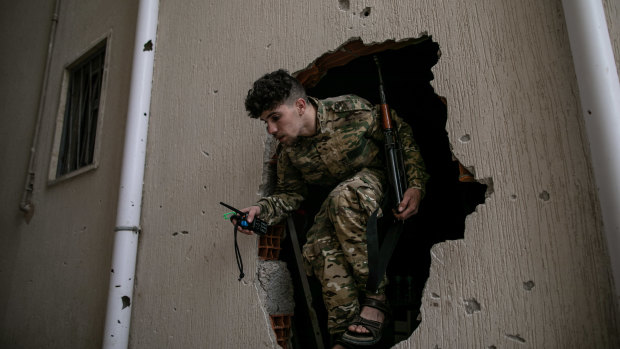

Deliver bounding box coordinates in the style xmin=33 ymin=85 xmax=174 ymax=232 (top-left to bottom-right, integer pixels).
xmin=19 ymin=0 xmax=61 ymax=221
xmin=562 ymin=0 xmax=620 ymax=297
xmin=102 ymin=0 xmax=159 ymax=347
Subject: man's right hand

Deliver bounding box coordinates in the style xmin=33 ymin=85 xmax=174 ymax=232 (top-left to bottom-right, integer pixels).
xmin=231 ymin=205 xmax=261 ymax=235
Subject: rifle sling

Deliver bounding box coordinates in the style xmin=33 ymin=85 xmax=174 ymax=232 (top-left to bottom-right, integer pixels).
xmin=366 ymin=208 xmax=404 ymax=293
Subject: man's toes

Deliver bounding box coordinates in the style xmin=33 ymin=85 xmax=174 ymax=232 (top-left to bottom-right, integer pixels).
xmin=348 ymin=324 xmax=363 ymax=333
xmin=352 ymin=325 xmax=368 ymax=334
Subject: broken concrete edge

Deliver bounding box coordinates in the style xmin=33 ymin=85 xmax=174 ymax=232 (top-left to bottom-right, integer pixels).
xmin=256 ymin=260 xmax=296 ymax=314
xmin=254 ymin=260 xmax=296 ymax=348
xmin=258 ymin=134 xmax=279 ymax=198
xmin=253 ymin=279 xmax=281 ymax=349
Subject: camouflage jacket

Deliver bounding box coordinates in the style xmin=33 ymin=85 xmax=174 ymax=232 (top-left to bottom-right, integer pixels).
xmin=256 ymin=95 xmax=428 ymax=225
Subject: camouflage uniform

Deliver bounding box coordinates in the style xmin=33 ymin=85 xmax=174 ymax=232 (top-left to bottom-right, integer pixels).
xmin=256 ymin=95 xmax=428 ymax=333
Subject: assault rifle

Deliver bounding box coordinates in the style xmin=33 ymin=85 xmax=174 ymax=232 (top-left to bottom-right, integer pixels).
xmin=366 ymin=56 xmax=408 ymax=293
xmin=374 ymin=55 xmax=407 ymax=208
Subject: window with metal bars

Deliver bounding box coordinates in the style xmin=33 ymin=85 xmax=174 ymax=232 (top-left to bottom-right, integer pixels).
xmin=56 ymin=42 xmax=106 ymax=177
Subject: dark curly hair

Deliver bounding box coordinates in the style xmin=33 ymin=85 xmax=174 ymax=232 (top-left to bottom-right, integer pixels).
xmin=244 ymin=69 xmax=307 ymax=119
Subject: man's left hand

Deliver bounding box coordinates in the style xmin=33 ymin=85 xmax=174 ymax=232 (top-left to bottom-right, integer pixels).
xmin=393 ymin=188 xmax=422 ymax=220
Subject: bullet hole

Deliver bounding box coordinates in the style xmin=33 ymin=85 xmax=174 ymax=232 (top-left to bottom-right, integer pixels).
xmin=213 ymin=90 xmax=219 ymax=94
xmin=587 ymin=110 xmax=592 ymax=115
xmin=460 ymin=134 xmax=471 ymax=143
xmin=172 ymin=232 xmax=178 ymax=236
xmin=432 ymin=302 xmax=439 ymax=307
xmin=121 ymin=296 xmax=131 ymax=309
xmin=464 ymin=298 xmax=481 ymax=315
xmin=360 ymin=7 xmax=371 ymax=17
xmin=523 ymin=280 xmax=535 ymax=290
xmin=539 ymin=190 xmax=550 ymax=201
xmin=505 ymin=334 xmax=526 ymax=343
xmin=111 ymin=269 xmax=114 ymax=273
xmin=266 ymin=44 xmax=272 ymax=49
xmin=117 ymin=320 xmax=121 ymax=324
xmin=182 ymin=230 xmax=189 ymax=235
xmin=431 ymin=292 xmax=440 ymax=299
xmin=338 ymin=0 xmax=350 ymax=11
xmin=143 ymin=40 xmax=153 ymax=51
xmin=202 ymin=150 xmax=210 ymax=157
xmin=510 ymin=194 xmax=517 ymax=201
xmin=115 ymin=285 xmax=121 ymax=288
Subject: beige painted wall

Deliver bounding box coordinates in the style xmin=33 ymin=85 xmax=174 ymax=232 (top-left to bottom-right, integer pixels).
xmin=0 ymin=0 xmax=137 ymax=347
xmin=133 ymin=0 xmax=620 ymax=348
xmin=605 ymin=0 xmax=620 ymax=71
xmin=1 ymin=0 xmax=619 ymax=348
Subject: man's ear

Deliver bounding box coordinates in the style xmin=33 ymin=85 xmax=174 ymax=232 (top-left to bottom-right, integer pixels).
xmin=295 ymin=98 xmax=306 ymax=115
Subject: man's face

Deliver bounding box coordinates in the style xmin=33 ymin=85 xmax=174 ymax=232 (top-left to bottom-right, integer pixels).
xmin=259 ymin=100 xmax=303 ymax=145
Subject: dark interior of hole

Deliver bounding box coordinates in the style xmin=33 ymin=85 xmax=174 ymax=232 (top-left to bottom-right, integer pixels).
xmin=279 ymin=37 xmax=487 ymax=349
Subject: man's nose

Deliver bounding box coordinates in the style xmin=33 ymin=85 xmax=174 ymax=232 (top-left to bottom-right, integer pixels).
xmin=267 ymin=123 xmax=277 ymax=135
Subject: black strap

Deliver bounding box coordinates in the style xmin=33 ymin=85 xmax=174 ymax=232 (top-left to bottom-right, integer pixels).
xmin=366 ymin=208 xmax=404 ymax=293
xmin=233 ymin=222 xmax=245 ymax=281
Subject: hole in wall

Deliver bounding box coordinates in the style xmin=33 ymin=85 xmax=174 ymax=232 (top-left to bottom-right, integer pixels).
xmin=260 ymin=36 xmax=489 ymax=348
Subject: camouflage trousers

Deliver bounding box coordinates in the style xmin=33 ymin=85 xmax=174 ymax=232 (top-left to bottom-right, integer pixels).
xmin=302 ymin=168 xmax=387 ymax=334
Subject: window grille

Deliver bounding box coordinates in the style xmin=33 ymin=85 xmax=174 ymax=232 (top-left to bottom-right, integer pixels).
xmin=56 ymin=43 xmax=106 ymax=177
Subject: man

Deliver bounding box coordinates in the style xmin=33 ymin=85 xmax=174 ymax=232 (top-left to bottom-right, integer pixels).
xmin=235 ymin=69 xmax=428 ymax=348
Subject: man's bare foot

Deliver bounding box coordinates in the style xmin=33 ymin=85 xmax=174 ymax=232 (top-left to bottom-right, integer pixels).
xmin=347 ymin=294 xmax=386 ymax=334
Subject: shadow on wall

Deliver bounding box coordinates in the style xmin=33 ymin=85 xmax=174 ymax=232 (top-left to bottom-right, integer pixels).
xmin=270 ymin=36 xmax=490 ymax=349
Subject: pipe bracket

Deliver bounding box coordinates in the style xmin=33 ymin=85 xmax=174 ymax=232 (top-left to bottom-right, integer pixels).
xmin=114 ymin=226 xmax=141 ymax=234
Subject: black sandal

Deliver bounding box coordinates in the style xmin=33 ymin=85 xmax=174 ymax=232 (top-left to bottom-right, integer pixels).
xmin=338 ymin=297 xmax=390 ymax=347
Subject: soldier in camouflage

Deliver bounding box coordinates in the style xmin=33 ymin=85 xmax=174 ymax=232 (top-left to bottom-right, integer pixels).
xmin=236 ymin=70 xmax=428 ymax=347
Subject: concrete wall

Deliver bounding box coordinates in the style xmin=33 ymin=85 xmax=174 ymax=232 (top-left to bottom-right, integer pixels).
xmin=0 ymin=0 xmax=137 ymax=347
xmin=1 ymin=0 xmax=619 ymax=348
xmin=133 ymin=0 xmax=620 ymax=348
xmin=605 ymin=0 xmax=620 ymax=70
